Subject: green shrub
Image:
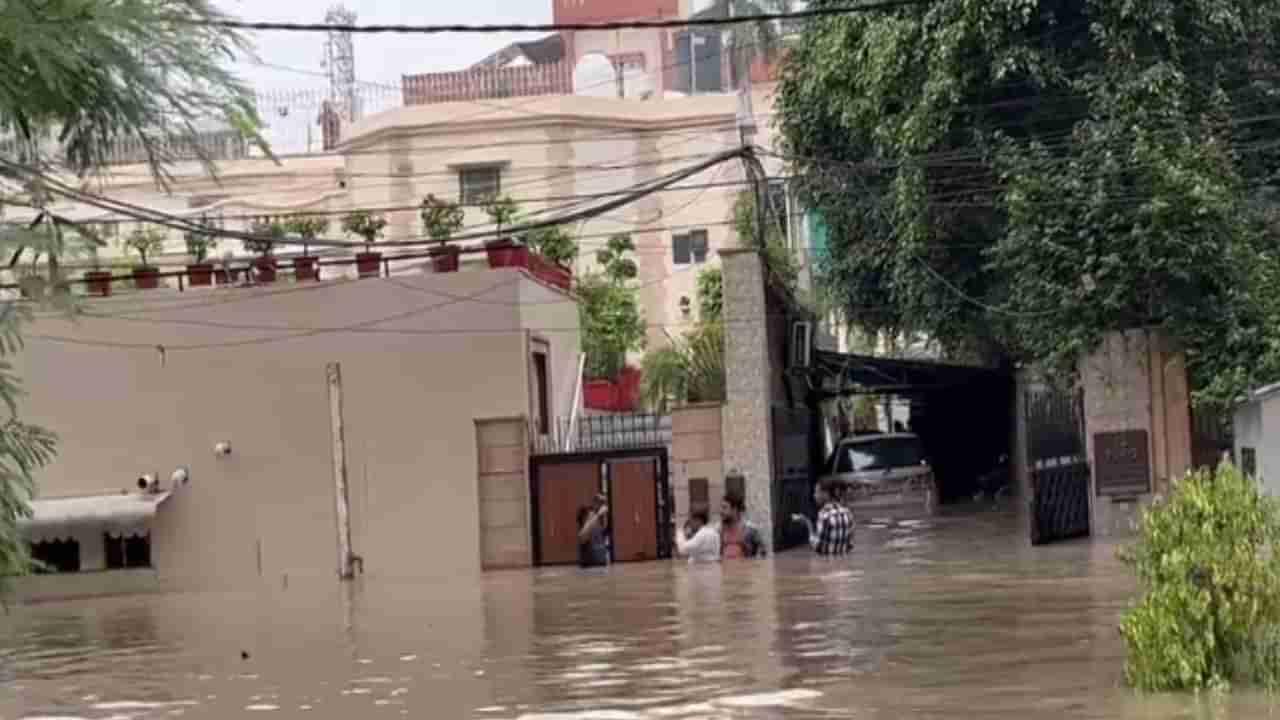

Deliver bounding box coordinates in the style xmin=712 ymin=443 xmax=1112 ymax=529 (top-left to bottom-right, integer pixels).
xmin=1120 ymin=463 xmax=1280 ymax=690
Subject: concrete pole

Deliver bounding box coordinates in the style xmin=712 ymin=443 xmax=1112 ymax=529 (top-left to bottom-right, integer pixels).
xmin=327 ymin=362 xmax=355 ymax=580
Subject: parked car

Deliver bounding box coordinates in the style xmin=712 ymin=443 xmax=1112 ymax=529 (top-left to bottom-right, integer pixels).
xmin=821 ymin=433 xmax=937 ymax=519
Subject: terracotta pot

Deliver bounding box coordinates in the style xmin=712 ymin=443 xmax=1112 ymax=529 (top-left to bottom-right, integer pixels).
xmin=429 ymin=245 xmax=460 ymax=273
xmin=132 ymin=266 xmax=160 ymax=290
xmin=485 ymin=238 xmax=528 ymax=269
xmin=355 ymin=252 xmax=382 ymax=278
xmin=293 ymin=256 xmax=320 ymax=282
xmin=529 ymin=253 xmax=573 ymax=292
xmin=84 ymin=270 xmax=112 ymax=297
xmin=252 ymin=257 xmax=277 ymax=283
xmin=583 ymin=379 xmax=615 ymax=412
xmin=187 ymin=263 xmax=214 ymax=287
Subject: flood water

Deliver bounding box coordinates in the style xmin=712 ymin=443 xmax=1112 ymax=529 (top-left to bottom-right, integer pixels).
xmin=4 ymin=509 xmax=1276 ymax=719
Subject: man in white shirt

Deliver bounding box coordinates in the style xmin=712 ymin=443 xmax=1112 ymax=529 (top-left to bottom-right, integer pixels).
xmin=674 ymin=509 xmax=721 ymax=564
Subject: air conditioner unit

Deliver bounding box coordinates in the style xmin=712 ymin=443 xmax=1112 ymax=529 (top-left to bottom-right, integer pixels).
xmin=790 ymin=320 xmax=812 ymax=369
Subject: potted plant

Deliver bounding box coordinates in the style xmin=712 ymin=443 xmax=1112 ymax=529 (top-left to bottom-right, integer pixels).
xmin=286 ymin=215 xmax=328 ymax=281
xmin=420 ymin=195 xmax=465 ymax=273
xmin=526 ymin=224 xmax=578 ymax=291
xmin=482 ymin=195 xmax=524 ymax=268
xmin=184 ymin=216 xmax=218 ymax=287
xmin=124 ymin=225 xmax=166 ymax=290
xmin=245 ymin=217 xmax=283 ymax=282
xmin=342 ymin=210 xmax=387 ymax=278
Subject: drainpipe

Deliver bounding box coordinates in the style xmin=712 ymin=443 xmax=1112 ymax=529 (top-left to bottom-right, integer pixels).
xmin=565 ymin=352 xmax=586 ymax=452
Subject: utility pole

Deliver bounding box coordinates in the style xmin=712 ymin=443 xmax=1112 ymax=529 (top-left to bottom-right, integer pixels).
xmin=327 ymin=362 xmax=356 ymax=580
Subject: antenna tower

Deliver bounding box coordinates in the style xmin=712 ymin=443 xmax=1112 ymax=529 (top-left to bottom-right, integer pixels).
xmin=322 ymin=5 xmax=358 ymax=123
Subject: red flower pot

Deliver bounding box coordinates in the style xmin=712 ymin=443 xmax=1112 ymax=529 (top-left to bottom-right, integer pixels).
xmin=132 ymin=266 xmax=160 ymax=290
xmin=84 ymin=270 xmax=112 ymax=297
xmin=529 ymin=253 xmax=573 ymax=292
xmin=187 ymin=263 xmax=214 ymax=287
xmin=293 ymin=256 xmax=320 ymax=282
xmin=430 ymin=245 xmax=460 ymax=273
xmin=485 ymin=238 xmax=528 ymax=269
xmin=583 ymin=379 xmax=615 ymax=411
xmin=355 ymin=252 xmax=382 ymax=278
xmin=252 ymin=257 xmax=277 ymax=283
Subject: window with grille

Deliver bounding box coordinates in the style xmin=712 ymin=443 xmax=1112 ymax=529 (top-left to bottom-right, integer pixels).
xmin=459 ymin=165 xmax=502 ymax=205
xmin=672 ymin=229 xmax=708 ymax=265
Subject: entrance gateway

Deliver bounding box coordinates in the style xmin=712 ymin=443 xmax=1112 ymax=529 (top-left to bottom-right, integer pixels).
xmin=528 ymin=413 xmax=672 ymax=566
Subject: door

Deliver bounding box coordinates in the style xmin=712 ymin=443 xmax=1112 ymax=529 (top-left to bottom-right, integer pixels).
xmin=608 ymin=458 xmax=658 ymax=562
xmin=536 ymin=461 xmax=601 ymax=565
xmin=1025 ymin=389 xmax=1091 ymax=545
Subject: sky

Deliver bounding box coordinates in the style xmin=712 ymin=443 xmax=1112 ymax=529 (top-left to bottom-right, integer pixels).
xmin=218 ymin=0 xmax=554 ymax=92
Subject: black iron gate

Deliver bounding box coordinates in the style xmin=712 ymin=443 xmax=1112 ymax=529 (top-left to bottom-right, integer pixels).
xmin=1025 ymin=388 xmax=1091 ymax=545
xmin=772 ymin=405 xmax=817 ymax=551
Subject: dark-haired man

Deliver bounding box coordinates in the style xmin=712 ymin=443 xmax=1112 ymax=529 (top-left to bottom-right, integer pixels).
xmin=720 ymin=491 xmax=766 ymax=559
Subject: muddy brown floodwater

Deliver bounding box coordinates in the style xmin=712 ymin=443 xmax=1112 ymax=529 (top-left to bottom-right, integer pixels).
xmin=3 ymin=509 xmax=1277 ymax=719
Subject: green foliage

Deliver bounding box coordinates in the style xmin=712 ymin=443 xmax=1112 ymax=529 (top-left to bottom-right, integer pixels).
xmin=342 ymin=210 xmax=388 ymax=251
xmin=284 ymin=215 xmax=329 ymax=257
xmin=0 ymin=0 xmax=269 ymax=181
xmin=526 ymin=225 xmax=577 ymax=267
xmin=639 ymin=322 xmax=725 ymax=414
xmin=696 ymin=266 xmax=723 ymax=322
xmin=776 ymin=0 xmax=1280 ymax=396
xmin=731 ymin=190 xmax=800 ymax=293
xmin=419 ymin=195 xmax=463 ymax=243
xmin=579 ymin=234 xmax=645 ymax=380
xmin=123 ymin=225 xmax=166 ymax=267
xmin=183 ymin=215 xmax=219 ymax=264
xmin=244 ymin=217 xmax=284 ymax=258
xmin=1120 ymin=463 xmax=1280 ymax=691
xmin=484 ymin=195 xmax=520 ymax=228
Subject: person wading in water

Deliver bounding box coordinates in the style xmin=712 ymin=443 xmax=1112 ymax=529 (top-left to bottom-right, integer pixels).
xmin=577 ymin=494 xmax=610 ymax=568
xmin=719 ymin=491 xmax=765 ymax=559
xmin=792 ymin=478 xmax=854 ymax=556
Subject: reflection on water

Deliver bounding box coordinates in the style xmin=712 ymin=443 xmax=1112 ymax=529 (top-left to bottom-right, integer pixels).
xmin=3 ymin=509 xmax=1275 ymax=719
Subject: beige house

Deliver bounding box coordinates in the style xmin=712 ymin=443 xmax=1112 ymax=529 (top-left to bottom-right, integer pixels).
xmin=13 ymin=266 xmax=580 ymax=601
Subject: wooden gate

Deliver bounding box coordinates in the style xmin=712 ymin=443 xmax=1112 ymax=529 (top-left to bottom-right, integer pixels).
xmin=1025 ymin=388 xmax=1091 ymax=545
xmin=529 ymin=414 xmax=671 ymax=566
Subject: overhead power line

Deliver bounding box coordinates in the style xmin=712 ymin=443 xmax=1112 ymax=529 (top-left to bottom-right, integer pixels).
xmin=194 ymin=2 xmax=931 ymax=34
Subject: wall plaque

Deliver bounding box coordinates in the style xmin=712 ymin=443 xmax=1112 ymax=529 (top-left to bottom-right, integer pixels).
xmin=1094 ymin=430 xmax=1151 ymax=497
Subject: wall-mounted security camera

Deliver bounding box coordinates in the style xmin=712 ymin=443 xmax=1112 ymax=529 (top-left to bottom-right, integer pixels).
xmin=214 ymin=441 xmax=232 ymax=457
xmin=137 ymin=473 xmax=159 ymax=493
xmin=170 ymin=466 xmax=190 ymax=487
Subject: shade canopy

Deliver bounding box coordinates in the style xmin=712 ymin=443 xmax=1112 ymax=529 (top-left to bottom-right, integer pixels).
xmin=19 ymin=492 xmax=172 ymax=542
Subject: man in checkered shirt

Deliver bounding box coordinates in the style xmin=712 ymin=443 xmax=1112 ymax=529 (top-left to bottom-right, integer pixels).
xmin=793 ymin=478 xmax=853 ymax=555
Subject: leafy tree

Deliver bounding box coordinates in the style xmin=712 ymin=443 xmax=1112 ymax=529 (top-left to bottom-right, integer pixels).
xmin=0 ymin=0 xmax=264 ymax=588
xmin=284 ymin=215 xmax=329 ymax=258
xmin=731 ymin=189 xmax=799 ymax=294
xmin=123 ymin=225 xmax=166 ymax=268
xmin=184 ymin=215 xmax=219 ymax=264
xmin=639 ymin=323 xmax=725 ymax=415
xmin=244 ymin=217 xmax=284 ymax=258
xmin=343 ymin=210 xmax=388 ymax=252
xmin=526 ymin=225 xmax=578 ymax=267
xmin=579 ymin=234 xmax=645 ymax=379
xmin=776 ymin=0 xmax=1280 ymax=402
xmin=419 ymin=195 xmax=463 ymax=243
xmin=1121 ymin=463 xmax=1280 ymax=690
xmin=696 ymin=266 xmax=723 ymax=323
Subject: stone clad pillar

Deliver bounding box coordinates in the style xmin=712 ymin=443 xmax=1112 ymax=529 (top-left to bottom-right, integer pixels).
xmin=720 ymin=249 xmax=776 ymax=550
xmin=1080 ymin=329 xmax=1193 ymax=537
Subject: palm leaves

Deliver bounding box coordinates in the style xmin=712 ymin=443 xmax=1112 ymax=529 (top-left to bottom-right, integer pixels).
xmin=639 ymin=323 xmax=725 ymax=415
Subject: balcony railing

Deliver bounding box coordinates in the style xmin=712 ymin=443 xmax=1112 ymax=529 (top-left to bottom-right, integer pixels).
xmin=403 ymin=62 xmax=574 ymax=106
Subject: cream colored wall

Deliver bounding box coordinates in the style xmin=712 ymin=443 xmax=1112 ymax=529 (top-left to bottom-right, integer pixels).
xmin=17 ymin=270 xmax=575 ymax=589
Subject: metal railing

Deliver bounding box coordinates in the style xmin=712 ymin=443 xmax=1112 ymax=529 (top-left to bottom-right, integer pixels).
xmin=530 ymin=412 xmax=670 ymax=456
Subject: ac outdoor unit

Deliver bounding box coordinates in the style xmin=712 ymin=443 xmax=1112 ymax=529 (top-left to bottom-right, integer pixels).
xmin=790 ymin=320 xmax=813 ymax=369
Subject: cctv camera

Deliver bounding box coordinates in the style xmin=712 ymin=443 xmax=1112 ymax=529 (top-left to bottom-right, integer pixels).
xmin=137 ymin=473 xmax=158 ymax=493
xmin=170 ymin=466 xmax=190 ymax=487
xmin=214 ymin=442 xmax=232 ymax=457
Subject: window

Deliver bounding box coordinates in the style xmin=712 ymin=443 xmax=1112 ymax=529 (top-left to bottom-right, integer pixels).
xmin=105 ymin=532 xmax=152 ymax=569
xmin=532 ymin=352 xmax=550 ymax=436
xmin=672 ymin=230 xmax=708 ymax=265
xmin=459 ymin=165 xmax=502 ymax=205
xmin=29 ymin=539 xmax=80 ymax=573
xmin=1243 ymin=447 xmax=1258 ymax=478
xmin=834 ymin=437 xmax=926 ymax=474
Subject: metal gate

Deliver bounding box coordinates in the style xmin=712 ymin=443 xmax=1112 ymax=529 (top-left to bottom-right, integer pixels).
xmin=1025 ymin=388 xmax=1091 ymax=545
xmin=772 ymin=405 xmax=817 ymax=551
xmin=529 ymin=414 xmax=671 ymax=566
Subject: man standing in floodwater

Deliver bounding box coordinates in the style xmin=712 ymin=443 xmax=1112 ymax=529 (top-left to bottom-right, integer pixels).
xmin=792 ymin=478 xmax=853 ymax=555
xmin=720 ymin=492 xmax=766 ymax=559
xmin=577 ymin=494 xmax=610 ymax=568
xmin=674 ymin=509 xmax=721 ymax=563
